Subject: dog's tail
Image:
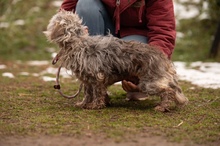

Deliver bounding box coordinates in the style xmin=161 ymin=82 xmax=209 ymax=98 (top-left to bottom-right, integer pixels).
xmin=54 ymin=65 xmax=83 ymax=99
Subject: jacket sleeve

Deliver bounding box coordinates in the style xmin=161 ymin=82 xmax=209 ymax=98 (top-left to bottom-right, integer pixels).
xmin=60 ymin=0 xmax=78 ymax=11
xmin=145 ymin=0 xmax=176 ymax=58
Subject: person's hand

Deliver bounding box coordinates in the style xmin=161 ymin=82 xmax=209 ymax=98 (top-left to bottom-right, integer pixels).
xmin=122 ymin=80 xmax=139 ymax=92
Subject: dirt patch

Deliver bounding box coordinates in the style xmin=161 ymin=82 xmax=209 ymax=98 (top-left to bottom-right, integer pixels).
xmin=0 ymin=127 xmax=207 ymax=146
xmin=0 ymin=134 xmax=202 ymax=146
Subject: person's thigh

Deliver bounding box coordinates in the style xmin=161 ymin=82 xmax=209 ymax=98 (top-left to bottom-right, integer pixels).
xmin=76 ymin=0 xmax=115 ymax=35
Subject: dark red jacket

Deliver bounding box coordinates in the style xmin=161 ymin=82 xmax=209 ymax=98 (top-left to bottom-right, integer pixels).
xmin=61 ymin=0 xmax=176 ymax=58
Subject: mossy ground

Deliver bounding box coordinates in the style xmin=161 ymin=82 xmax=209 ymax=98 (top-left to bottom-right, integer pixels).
xmin=0 ymin=60 xmax=219 ymax=145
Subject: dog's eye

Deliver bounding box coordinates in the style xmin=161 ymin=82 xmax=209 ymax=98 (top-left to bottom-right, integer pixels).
xmin=69 ymin=28 xmax=74 ymax=32
xmin=78 ymin=29 xmax=86 ymax=36
xmin=75 ymin=29 xmax=81 ymax=35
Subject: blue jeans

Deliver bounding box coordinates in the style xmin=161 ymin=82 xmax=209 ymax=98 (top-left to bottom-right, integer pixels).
xmin=76 ymin=0 xmax=147 ymax=43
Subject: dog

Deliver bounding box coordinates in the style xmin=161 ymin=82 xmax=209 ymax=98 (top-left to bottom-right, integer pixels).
xmin=44 ymin=10 xmax=188 ymax=112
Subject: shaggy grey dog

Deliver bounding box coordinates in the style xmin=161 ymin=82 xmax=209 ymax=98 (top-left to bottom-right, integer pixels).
xmin=44 ymin=10 xmax=188 ymax=112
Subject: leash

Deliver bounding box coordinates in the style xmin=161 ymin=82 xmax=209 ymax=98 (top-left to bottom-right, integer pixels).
xmin=53 ymin=64 xmax=83 ymax=99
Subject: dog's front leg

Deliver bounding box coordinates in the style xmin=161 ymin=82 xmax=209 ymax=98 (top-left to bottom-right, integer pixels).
xmin=92 ymin=83 xmax=110 ymax=109
xmin=76 ymin=84 xmax=93 ymax=108
xmin=76 ymin=83 xmax=108 ymax=109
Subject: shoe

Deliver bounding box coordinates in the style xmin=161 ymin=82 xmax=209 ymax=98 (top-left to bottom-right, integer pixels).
xmin=125 ymin=92 xmax=149 ymax=101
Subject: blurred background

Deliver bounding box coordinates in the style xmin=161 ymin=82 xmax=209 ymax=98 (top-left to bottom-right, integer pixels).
xmin=0 ymin=0 xmax=220 ymax=62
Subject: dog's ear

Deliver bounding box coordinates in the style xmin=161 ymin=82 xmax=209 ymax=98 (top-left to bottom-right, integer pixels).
xmin=50 ymin=22 xmax=65 ymax=40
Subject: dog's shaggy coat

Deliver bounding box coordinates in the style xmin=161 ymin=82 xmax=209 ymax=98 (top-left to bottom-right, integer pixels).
xmin=44 ymin=10 xmax=188 ymax=111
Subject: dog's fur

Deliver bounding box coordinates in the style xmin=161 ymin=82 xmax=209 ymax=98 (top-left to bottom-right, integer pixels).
xmin=44 ymin=10 xmax=188 ymax=112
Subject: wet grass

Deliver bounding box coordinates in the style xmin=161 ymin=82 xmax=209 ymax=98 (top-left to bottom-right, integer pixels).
xmin=0 ymin=61 xmax=220 ymax=145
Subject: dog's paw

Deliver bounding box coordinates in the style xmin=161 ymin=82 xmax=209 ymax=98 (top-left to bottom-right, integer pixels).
xmin=175 ymin=92 xmax=189 ymax=106
xmin=125 ymin=92 xmax=148 ymax=101
xmin=75 ymin=99 xmax=107 ymax=109
xmin=154 ymin=105 xmax=170 ymax=112
xmin=154 ymin=100 xmax=173 ymax=112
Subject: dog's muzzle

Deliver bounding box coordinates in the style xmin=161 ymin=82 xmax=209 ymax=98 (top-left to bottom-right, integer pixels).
xmin=52 ymin=54 xmax=59 ymax=65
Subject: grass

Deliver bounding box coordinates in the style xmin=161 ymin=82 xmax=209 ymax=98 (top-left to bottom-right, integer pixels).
xmin=0 ymin=61 xmax=220 ymax=145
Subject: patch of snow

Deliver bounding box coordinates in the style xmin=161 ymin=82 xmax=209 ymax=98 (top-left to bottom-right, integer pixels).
xmin=29 ymin=7 xmax=40 ymax=13
xmin=32 ymin=73 xmax=40 ymax=77
xmin=51 ymin=1 xmax=63 ymax=7
xmin=46 ymin=47 xmax=56 ymax=53
xmin=51 ymin=52 xmax=57 ymax=58
xmin=176 ymin=32 xmax=185 ymax=39
xmin=12 ymin=0 xmax=22 ymax=5
xmin=190 ymin=62 xmax=220 ymax=73
xmin=174 ymin=3 xmax=199 ymax=20
xmin=40 ymin=67 xmax=57 ymax=75
xmin=42 ymin=76 xmax=56 ymax=82
xmin=0 ymin=22 xmax=9 ymax=28
xmin=174 ymin=62 xmax=220 ymax=89
xmin=2 ymin=72 xmax=15 ymax=78
xmin=174 ymin=0 xmax=208 ymax=23
xmin=20 ymin=72 xmax=30 ymax=76
xmin=0 ymin=64 xmax=7 ymax=69
xmin=199 ymin=12 xmax=209 ymax=20
xmin=14 ymin=19 xmax=25 ymax=26
xmin=40 ymin=67 xmax=72 ymax=79
xmin=27 ymin=61 xmax=49 ymax=66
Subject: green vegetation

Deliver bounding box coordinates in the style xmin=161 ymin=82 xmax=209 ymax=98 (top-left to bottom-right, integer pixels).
xmin=173 ymin=0 xmax=220 ymax=61
xmin=0 ymin=0 xmax=56 ymax=60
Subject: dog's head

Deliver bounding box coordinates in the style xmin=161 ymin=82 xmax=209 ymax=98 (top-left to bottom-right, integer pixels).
xmin=44 ymin=10 xmax=88 ymax=44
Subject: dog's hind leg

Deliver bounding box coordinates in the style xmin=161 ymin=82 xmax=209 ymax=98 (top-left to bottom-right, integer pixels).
xmin=76 ymin=83 xmax=93 ymax=108
xmin=156 ymin=83 xmax=188 ymax=112
xmin=138 ymin=77 xmax=187 ymax=112
xmin=91 ymin=83 xmax=109 ymax=109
